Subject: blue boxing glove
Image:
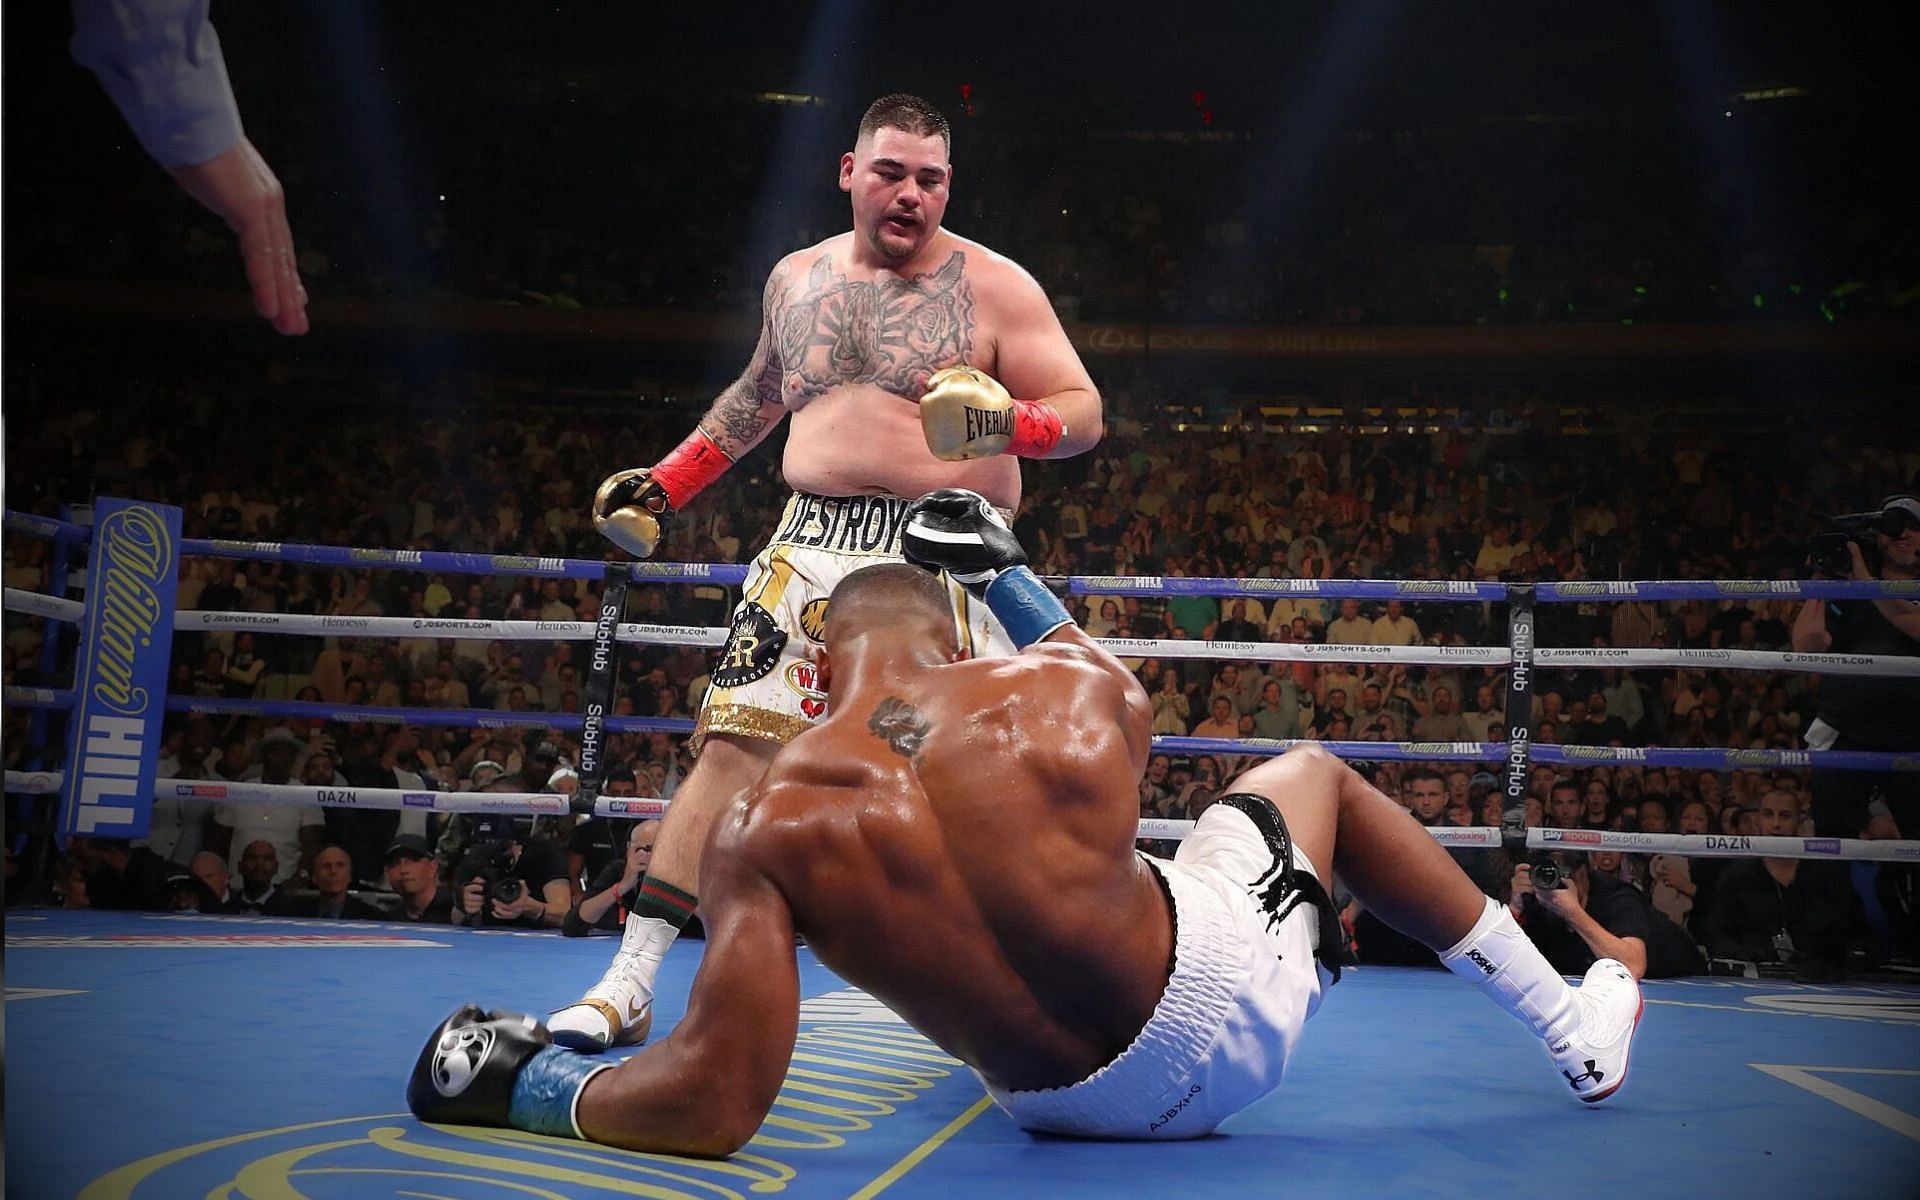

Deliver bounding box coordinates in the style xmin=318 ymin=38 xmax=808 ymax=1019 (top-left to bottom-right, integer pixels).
xmin=408 ymin=1006 xmax=613 ymax=1139
xmin=903 ymin=488 xmax=1072 ymax=648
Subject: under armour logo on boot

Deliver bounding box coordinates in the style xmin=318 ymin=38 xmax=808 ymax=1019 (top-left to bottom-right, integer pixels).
xmin=1563 ymin=1060 xmax=1605 ymax=1089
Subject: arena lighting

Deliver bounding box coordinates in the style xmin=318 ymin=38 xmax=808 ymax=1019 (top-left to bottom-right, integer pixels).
xmin=731 ymin=0 xmax=870 ymax=371
xmin=756 ymin=91 xmax=826 ymax=107
xmin=1226 ymin=2 xmax=1401 ymax=276
xmin=1732 ymin=86 xmax=1808 ymax=102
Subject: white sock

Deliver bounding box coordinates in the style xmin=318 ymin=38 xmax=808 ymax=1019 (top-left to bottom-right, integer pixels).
xmin=1438 ymin=895 xmax=1577 ymax=1047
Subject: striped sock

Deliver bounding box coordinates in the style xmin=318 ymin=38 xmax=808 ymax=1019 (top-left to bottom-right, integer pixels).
xmin=633 ymin=877 xmax=698 ymax=929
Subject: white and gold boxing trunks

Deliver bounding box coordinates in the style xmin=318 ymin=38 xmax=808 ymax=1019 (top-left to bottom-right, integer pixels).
xmin=983 ymin=798 xmax=1345 ymax=1139
xmin=693 ymin=492 xmax=1017 ymax=752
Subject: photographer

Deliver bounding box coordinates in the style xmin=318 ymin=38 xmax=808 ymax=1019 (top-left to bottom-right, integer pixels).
xmin=1793 ymin=494 xmax=1920 ymax=838
xmin=1510 ymin=852 xmax=1703 ymax=980
xmin=451 ymin=813 xmax=570 ymax=930
xmin=564 ymin=820 xmax=660 ymax=937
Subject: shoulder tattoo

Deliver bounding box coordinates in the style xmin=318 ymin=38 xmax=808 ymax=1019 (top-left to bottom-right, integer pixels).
xmin=867 ymin=697 xmax=931 ymax=765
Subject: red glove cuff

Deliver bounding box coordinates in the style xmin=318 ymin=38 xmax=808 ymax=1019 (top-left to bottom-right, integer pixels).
xmin=1007 ymin=399 xmax=1065 ymax=458
xmin=649 ymin=430 xmax=735 ymax=508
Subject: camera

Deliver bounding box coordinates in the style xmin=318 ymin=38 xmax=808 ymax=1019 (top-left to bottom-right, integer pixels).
xmin=455 ymin=828 xmax=529 ymax=923
xmin=1807 ymin=496 xmax=1920 ymax=577
xmin=1528 ymin=853 xmax=1571 ymax=891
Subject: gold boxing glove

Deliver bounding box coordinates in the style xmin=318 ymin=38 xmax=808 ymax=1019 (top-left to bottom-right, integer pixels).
xmin=919 ymin=365 xmax=1064 ymax=461
xmin=592 ymin=468 xmax=673 ymax=559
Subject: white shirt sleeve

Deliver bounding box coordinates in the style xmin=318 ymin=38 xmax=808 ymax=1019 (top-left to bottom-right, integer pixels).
xmin=71 ymin=0 xmax=244 ymax=167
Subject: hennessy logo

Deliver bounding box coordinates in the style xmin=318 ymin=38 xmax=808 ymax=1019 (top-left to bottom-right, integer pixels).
xmin=963 ymin=405 xmax=1014 ymax=442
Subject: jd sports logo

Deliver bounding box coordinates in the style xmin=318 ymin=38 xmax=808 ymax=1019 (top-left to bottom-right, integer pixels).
xmin=1562 ymin=1060 xmax=1604 ymax=1089
xmin=1465 ymin=949 xmax=1496 ymax=976
xmin=712 ymin=603 xmax=787 ymax=689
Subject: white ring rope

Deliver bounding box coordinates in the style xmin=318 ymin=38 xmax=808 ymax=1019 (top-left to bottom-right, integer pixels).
xmin=160 ymin=610 xmax=1920 ymax=678
xmin=3 ymin=587 xmax=86 ymax=623
xmin=175 ymin=610 xmax=727 ymax=648
xmin=10 ymin=770 xmax=1911 ymax=861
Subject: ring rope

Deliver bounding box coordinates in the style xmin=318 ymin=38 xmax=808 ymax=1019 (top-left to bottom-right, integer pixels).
xmin=43 ymin=607 xmax=1910 ymax=679
xmin=3 ymin=587 xmax=86 ymax=623
xmin=8 ymin=510 xmax=1915 ymax=600
xmin=7 ymin=686 xmax=1909 ymax=774
xmin=6 ymin=769 xmax=1910 ymax=862
xmin=173 ymin=609 xmax=727 ymax=648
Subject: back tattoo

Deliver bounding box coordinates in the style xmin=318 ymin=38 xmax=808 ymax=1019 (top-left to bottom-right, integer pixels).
xmin=776 ymin=252 xmax=975 ymax=401
xmin=868 ymin=697 xmax=932 ymax=766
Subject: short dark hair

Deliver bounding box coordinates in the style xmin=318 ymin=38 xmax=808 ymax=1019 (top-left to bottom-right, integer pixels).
xmin=828 ymin=564 xmax=954 ymax=645
xmin=858 ymin=94 xmax=951 ymax=154
xmin=1403 ymin=767 xmax=1446 ymax=791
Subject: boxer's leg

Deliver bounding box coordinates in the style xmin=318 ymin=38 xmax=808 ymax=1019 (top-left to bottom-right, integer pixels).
xmin=1225 ymin=745 xmax=1640 ymax=1102
xmin=550 ymin=733 xmax=779 ymax=1050
xmin=1226 ymin=744 xmax=1484 ymax=948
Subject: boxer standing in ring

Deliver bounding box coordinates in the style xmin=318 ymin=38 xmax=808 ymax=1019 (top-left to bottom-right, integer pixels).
xmin=552 ymin=93 xmax=1101 ymax=1049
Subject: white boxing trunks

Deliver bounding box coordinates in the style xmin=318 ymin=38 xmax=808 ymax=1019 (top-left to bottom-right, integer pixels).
xmin=984 ymin=795 xmax=1345 ymax=1139
xmin=694 ymin=492 xmax=1016 ymax=752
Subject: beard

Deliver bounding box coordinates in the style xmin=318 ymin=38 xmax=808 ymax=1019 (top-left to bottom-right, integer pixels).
xmin=868 ymin=218 xmax=919 ymax=261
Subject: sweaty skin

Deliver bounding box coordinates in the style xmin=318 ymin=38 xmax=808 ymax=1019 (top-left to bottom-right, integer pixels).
xmin=573 ymin=624 xmax=1164 ymax=1153
xmin=690 ymin=126 xmax=1100 ymax=512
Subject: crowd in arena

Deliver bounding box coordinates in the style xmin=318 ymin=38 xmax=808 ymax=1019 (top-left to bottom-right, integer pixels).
xmin=7 ymin=385 xmax=1915 ymax=979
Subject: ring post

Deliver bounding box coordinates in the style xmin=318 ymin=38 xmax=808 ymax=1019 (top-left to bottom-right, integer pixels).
xmin=59 ymin=498 xmax=181 ymax=838
xmin=1500 ymin=584 xmax=1536 ymax=852
xmin=571 ymin=565 xmax=630 ymax=820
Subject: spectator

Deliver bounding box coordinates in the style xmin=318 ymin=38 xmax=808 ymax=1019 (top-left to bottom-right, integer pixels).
xmin=188 ymin=849 xmax=237 ymax=912
xmin=1458 ymin=684 xmax=1504 ymax=743
xmin=1546 ymin=781 xmax=1584 ymax=830
xmin=1566 ymin=691 xmax=1632 ymax=746
xmin=69 ymin=837 xmax=181 ymax=911
xmin=384 ymin=834 xmax=454 ymax=923
xmin=1325 ymin=599 xmax=1373 ymax=645
xmin=1149 ymin=671 xmax=1191 ymax=737
xmin=1190 ymin=695 xmax=1241 ymax=740
xmin=210 ymin=728 xmax=325 ymax=884
xmin=298 ymin=844 xmax=383 ymax=919
xmin=1250 ymin=677 xmax=1302 ymax=740
xmin=231 ymin=839 xmax=297 ymax=916
xmin=1411 ymin=686 xmax=1468 ymax=742
xmin=1371 ymin=600 xmax=1421 ymax=646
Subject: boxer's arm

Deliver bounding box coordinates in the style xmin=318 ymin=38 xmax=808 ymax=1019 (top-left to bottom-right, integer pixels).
xmin=594 ymin=264 xmax=790 ymax=556
xmin=689 ymin=264 xmax=791 ymax=466
xmin=986 ymin=266 xmax=1101 ymax=458
xmin=574 ymin=797 xmax=799 ymax=1156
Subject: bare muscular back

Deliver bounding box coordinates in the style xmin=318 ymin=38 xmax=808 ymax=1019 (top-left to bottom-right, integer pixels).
xmin=764 ymin=232 xmax=1038 ymax=510
xmin=737 ymin=645 xmax=1169 ymax=1092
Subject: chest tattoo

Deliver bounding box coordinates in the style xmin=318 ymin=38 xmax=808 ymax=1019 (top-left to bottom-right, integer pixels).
xmin=775 ymin=252 xmax=976 ymax=402
xmin=868 ymin=697 xmax=931 ymax=766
